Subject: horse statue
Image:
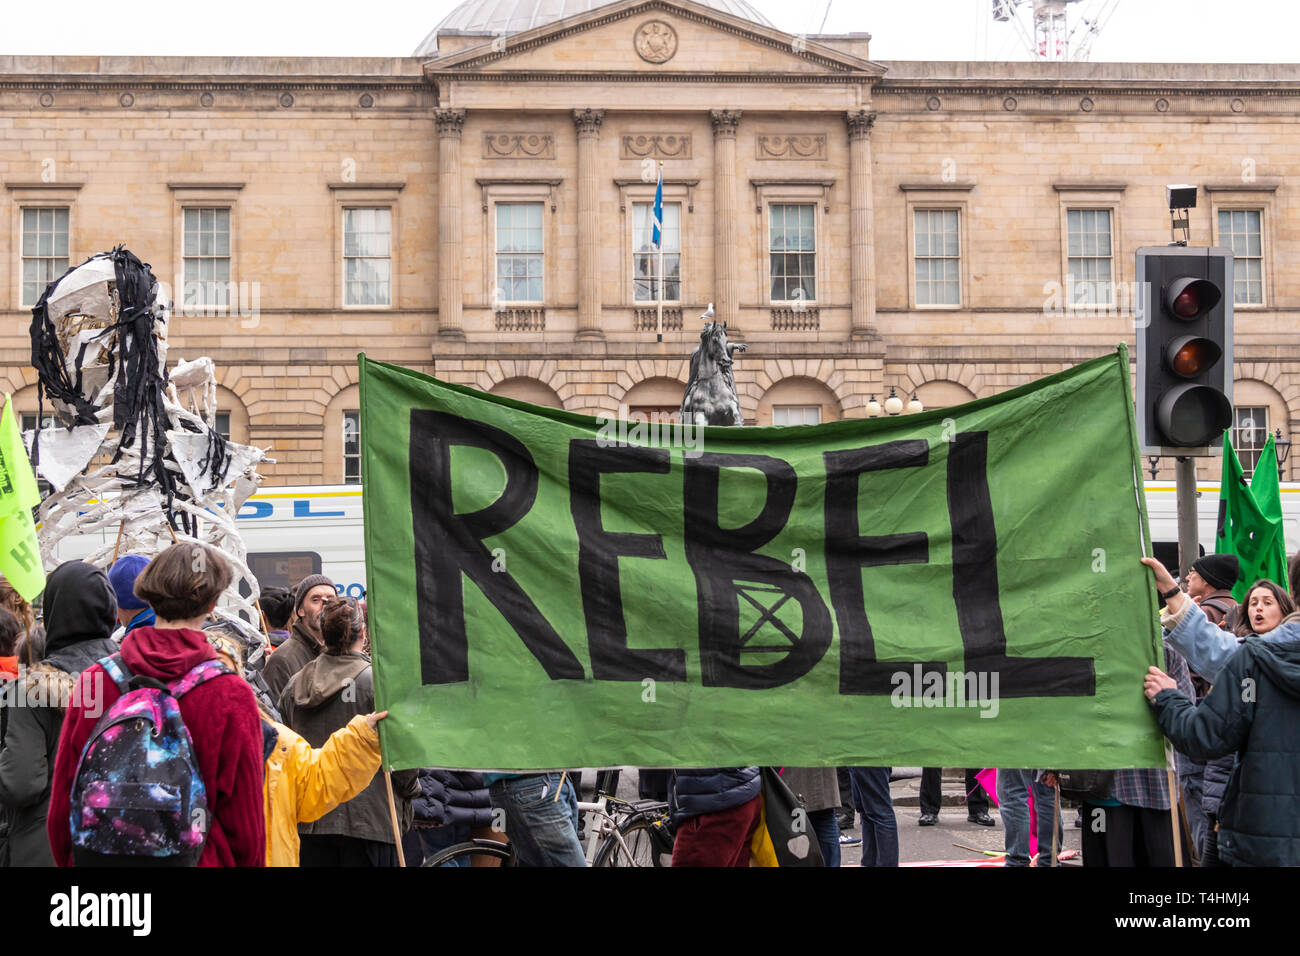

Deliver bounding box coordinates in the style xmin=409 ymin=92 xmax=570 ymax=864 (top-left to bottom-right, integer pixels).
xmin=680 ymin=303 xmax=747 ymax=427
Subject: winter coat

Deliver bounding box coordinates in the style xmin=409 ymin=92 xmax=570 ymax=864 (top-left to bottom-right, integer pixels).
xmin=669 ymin=767 xmax=762 ymax=822
xmin=262 ymin=621 xmax=321 ymax=700
xmin=278 ymin=652 xmax=418 ymax=844
xmin=1151 ymin=635 xmax=1300 ymax=866
xmin=0 ymin=560 xmax=117 ymax=867
xmin=780 ymin=767 xmax=840 ymax=812
xmin=412 ymin=769 xmax=493 ymax=830
xmin=262 ymin=714 xmax=381 ymax=866
xmin=47 ymin=624 xmax=266 ymax=867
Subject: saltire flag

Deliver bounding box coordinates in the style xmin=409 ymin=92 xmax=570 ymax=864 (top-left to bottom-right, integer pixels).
xmin=1215 ymin=431 xmax=1288 ymax=600
xmin=651 ymin=162 xmax=664 ymax=250
xmin=0 ymin=395 xmax=45 ymax=600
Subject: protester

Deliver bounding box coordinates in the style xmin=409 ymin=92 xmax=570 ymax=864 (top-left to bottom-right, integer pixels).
xmin=835 ymin=767 xmax=858 ymax=845
xmin=278 ymin=595 xmax=417 ymax=866
xmin=847 ymin=766 xmax=899 ymax=867
xmin=107 ymin=553 xmax=156 ymax=637
xmin=406 ymin=768 xmax=494 ymax=866
xmin=1144 ymin=581 xmax=1300 ymax=866
xmin=0 ymin=562 xmax=118 ymax=867
xmin=485 ymin=770 xmax=586 ymax=867
xmin=46 ymin=543 xmax=266 ymax=866
xmin=205 ymin=630 xmax=385 ymax=867
xmin=1185 ymin=553 xmax=1240 ymax=628
xmin=0 ymin=609 xmax=20 ymax=682
xmin=997 ymin=770 xmax=1064 ymax=866
xmin=669 ymin=766 xmax=762 ymax=867
xmin=0 ymin=576 xmax=40 ymax=669
xmin=919 ymin=767 xmax=993 ymax=826
xmin=781 ymin=766 xmax=841 ymax=866
xmin=263 ymin=575 xmax=335 ymax=698
xmin=258 ymin=586 xmax=293 ymax=649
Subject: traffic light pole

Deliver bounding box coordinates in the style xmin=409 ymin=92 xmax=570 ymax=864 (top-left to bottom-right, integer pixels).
xmin=1175 ymin=456 xmax=1199 ymax=579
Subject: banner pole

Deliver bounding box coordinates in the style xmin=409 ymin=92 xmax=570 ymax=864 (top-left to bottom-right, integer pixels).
xmin=1166 ymin=744 xmax=1183 ymax=867
xmin=384 ymin=768 xmax=407 ymax=867
xmin=657 ymin=240 xmax=664 ymax=344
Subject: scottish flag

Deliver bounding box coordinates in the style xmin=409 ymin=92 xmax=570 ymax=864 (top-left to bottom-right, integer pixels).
xmin=652 ymin=163 xmax=663 ymax=248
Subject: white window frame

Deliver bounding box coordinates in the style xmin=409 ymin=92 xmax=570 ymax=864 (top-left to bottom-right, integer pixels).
xmin=493 ymin=201 xmax=545 ymax=306
xmin=772 ymin=405 xmax=821 ymax=426
xmin=1233 ymin=405 xmax=1269 ymax=479
xmin=911 ymin=207 xmax=963 ymax=308
xmin=767 ymin=202 xmax=819 ymax=306
xmin=1215 ymin=206 xmax=1267 ymax=308
xmin=341 ymin=206 xmax=394 ymax=308
xmin=1065 ymin=208 xmax=1116 ymax=309
xmin=752 ymin=181 xmax=831 ymax=308
xmin=181 ymin=207 xmax=233 ymax=310
xmin=476 ymin=180 xmax=559 ymax=311
xmin=631 ymin=200 xmax=682 ymax=304
xmin=19 ymin=206 xmax=71 ymax=309
xmin=343 ymin=410 xmax=361 ymax=485
xmin=1053 ymin=188 xmax=1124 ymax=314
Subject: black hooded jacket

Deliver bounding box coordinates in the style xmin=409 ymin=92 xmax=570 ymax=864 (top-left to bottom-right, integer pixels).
xmin=1152 ymin=635 xmax=1300 ymax=866
xmin=0 ymin=561 xmax=118 ymax=866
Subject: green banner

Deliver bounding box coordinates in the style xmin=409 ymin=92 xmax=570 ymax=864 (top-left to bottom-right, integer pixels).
xmin=361 ymin=347 xmax=1167 ymax=771
xmin=1216 ymin=432 xmax=1289 ymax=601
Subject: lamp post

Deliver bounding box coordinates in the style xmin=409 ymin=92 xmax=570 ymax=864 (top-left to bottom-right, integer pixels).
xmin=1275 ymin=428 xmax=1291 ymax=480
xmin=1147 ymin=457 xmax=1160 ymax=481
xmin=866 ymin=395 xmax=881 ymax=418
xmin=884 ymin=386 xmax=903 ymax=417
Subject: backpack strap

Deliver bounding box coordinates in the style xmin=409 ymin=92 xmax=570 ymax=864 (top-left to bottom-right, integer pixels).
xmin=168 ymin=658 xmax=235 ymax=700
xmin=97 ymin=654 xmax=135 ymax=695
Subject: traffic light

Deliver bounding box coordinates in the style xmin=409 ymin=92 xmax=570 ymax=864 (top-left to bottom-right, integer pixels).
xmin=1135 ymin=247 xmax=1233 ymax=455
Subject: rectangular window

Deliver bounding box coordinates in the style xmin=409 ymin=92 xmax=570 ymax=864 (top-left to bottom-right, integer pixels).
xmin=769 ymin=203 xmax=816 ymax=302
xmin=772 ymin=406 xmax=821 ymax=426
xmin=182 ymin=208 xmax=231 ymax=308
xmin=21 ymin=208 xmax=70 ymax=307
xmin=914 ymin=209 xmax=960 ymax=306
xmin=343 ymin=207 xmax=392 ymax=306
xmin=495 ymin=202 xmax=544 ymax=303
xmin=343 ymin=411 xmax=361 ymax=485
xmin=1233 ymin=406 xmax=1269 ymax=479
xmin=1218 ymin=209 xmax=1264 ymax=305
xmin=215 ymin=412 xmax=231 ymax=442
xmin=632 ymin=202 xmax=681 ymax=302
xmin=1066 ymin=209 xmax=1114 ymax=307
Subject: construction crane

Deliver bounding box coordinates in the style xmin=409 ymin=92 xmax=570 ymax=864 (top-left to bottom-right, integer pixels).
xmin=990 ymin=0 xmax=1121 ymax=61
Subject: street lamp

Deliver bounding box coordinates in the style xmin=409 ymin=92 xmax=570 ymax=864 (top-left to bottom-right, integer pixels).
xmin=1275 ymin=428 xmax=1291 ymax=479
xmin=866 ymin=395 xmax=881 ymax=418
xmin=906 ymin=392 xmax=924 ymax=415
xmin=884 ymin=387 xmax=904 ymax=416
xmin=1147 ymin=457 xmax=1160 ymax=481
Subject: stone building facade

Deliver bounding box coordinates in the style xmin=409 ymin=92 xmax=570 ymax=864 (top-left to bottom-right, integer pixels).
xmin=1 ymin=0 xmax=1297 ymax=485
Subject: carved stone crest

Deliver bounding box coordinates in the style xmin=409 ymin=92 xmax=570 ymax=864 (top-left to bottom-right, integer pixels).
xmin=635 ymin=20 xmax=678 ymax=63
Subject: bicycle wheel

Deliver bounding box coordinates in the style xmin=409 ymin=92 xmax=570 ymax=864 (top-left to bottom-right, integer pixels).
xmin=592 ymin=814 xmax=673 ymax=867
xmin=422 ymin=839 xmax=514 ymax=867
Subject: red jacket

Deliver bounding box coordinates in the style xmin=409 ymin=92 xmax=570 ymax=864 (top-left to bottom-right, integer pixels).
xmin=47 ymin=625 xmax=266 ymax=867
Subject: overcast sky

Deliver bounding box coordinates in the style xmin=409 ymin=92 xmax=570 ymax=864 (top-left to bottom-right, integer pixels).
xmin=0 ymin=0 xmax=1291 ymax=62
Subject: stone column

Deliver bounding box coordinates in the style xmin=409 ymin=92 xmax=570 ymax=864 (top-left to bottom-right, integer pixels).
xmin=847 ymin=109 xmax=879 ymax=340
xmin=573 ymin=108 xmax=605 ymax=340
xmin=436 ymin=109 xmax=467 ymax=339
xmin=710 ymin=109 xmax=742 ymax=334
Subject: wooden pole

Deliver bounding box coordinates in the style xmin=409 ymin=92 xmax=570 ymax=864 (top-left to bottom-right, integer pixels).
xmin=384 ymin=768 xmax=407 ymax=867
xmin=1167 ymin=743 xmax=1183 ymax=867
xmin=110 ymin=519 xmax=126 ymax=563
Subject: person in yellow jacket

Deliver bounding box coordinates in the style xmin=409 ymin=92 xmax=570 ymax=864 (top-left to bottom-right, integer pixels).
xmin=206 ymin=627 xmax=387 ymax=866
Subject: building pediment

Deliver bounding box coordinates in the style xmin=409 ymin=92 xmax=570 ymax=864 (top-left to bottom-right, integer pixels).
xmin=424 ymin=0 xmax=886 ymax=83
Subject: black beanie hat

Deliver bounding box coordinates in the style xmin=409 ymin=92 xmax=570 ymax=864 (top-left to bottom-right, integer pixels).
xmin=1192 ymin=553 xmax=1239 ymax=592
xmin=294 ymin=574 xmax=336 ymax=612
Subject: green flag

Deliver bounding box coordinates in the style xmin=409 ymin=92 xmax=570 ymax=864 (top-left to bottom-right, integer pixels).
xmin=0 ymin=395 xmax=45 ymax=600
xmin=361 ymin=348 xmax=1167 ymax=771
xmin=1216 ymin=432 xmax=1288 ymax=601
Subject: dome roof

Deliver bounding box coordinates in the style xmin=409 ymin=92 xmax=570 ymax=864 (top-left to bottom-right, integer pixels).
xmin=415 ymin=0 xmax=774 ymax=56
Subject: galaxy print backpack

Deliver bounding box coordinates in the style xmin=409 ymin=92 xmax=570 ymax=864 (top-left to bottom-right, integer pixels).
xmin=69 ymin=653 xmax=232 ymax=862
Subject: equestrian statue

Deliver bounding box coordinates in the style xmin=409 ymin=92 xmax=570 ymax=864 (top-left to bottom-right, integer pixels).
xmin=680 ymin=303 xmax=746 ymax=427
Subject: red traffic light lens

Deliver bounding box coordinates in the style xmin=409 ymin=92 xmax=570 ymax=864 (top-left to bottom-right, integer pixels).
xmin=1172 ymin=288 xmax=1200 ymax=318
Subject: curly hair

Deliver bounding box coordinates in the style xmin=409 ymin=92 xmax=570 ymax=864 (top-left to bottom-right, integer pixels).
xmin=319 ymin=596 xmax=365 ymax=656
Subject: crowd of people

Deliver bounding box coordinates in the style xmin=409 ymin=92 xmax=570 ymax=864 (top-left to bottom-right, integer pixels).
xmin=0 ymin=542 xmax=1295 ymax=866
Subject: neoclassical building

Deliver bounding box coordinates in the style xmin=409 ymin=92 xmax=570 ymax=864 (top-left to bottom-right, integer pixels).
xmin=2 ymin=0 xmax=1298 ymax=484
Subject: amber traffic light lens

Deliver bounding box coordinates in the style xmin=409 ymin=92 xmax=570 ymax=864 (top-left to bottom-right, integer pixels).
xmin=1173 ymin=342 xmax=1210 ymax=375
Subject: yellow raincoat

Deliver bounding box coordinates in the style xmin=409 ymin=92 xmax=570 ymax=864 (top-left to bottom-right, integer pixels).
xmin=263 ymin=713 xmax=382 ymax=867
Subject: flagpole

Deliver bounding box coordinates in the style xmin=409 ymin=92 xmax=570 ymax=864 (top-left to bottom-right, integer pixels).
xmin=656 ymin=161 xmax=664 ymax=344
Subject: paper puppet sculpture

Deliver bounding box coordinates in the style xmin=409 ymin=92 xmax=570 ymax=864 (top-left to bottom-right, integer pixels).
xmin=27 ymin=246 xmax=271 ymax=624
xmin=680 ymin=303 xmax=747 ymax=427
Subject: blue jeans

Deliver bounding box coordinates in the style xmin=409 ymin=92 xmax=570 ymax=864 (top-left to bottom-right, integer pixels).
xmin=848 ymin=767 xmax=898 ymax=867
xmin=808 ymin=807 xmax=841 ymax=867
xmin=488 ymin=773 xmax=586 ymax=867
xmin=997 ymin=769 xmax=1064 ymax=866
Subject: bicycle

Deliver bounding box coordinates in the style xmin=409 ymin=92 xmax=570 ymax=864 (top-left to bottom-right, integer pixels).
xmin=423 ymin=791 xmax=674 ymax=867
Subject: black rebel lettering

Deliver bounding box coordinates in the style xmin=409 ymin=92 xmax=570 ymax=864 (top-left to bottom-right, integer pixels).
xmin=409 ymin=409 xmax=584 ymax=684
xmin=683 ymin=452 xmax=832 ymax=689
xmin=824 ymin=440 xmax=945 ymax=695
xmin=569 ymin=440 xmax=686 ymax=681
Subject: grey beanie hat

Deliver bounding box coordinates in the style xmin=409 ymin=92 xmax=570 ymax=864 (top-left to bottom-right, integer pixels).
xmin=294 ymin=574 xmax=336 ymax=612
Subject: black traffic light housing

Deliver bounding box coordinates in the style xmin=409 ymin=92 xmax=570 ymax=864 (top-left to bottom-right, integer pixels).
xmin=1135 ymin=247 xmax=1233 ymax=455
